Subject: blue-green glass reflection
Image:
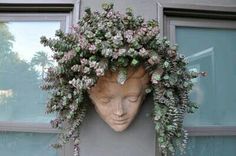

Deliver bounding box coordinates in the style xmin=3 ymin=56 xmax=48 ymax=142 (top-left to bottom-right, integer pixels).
xmin=176 ymin=136 xmax=236 ymax=156
xmin=176 ymin=27 xmax=236 ymax=126
xmin=0 ymin=22 xmax=60 ymax=122
xmin=0 ymin=132 xmax=58 ymax=156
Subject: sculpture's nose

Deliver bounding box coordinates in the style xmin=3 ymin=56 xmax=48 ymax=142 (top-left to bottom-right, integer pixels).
xmin=113 ymin=100 xmax=126 ymax=117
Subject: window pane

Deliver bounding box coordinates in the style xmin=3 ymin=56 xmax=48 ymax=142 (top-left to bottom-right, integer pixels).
xmin=176 ymin=136 xmax=236 ymax=156
xmin=0 ymin=22 xmax=60 ymax=122
xmin=176 ymin=27 xmax=236 ymax=126
xmin=0 ymin=132 xmax=58 ymax=156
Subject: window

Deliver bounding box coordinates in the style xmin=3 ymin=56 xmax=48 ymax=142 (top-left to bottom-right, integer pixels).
xmin=170 ymin=18 xmax=236 ymax=156
xmin=0 ymin=3 xmax=76 ymax=156
xmin=158 ymin=2 xmax=236 ymax=155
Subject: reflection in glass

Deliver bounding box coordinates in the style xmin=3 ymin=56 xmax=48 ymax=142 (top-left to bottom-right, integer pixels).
xmin=0 ymin=22 xmax=60 ymax=122
xmin=176 ymin=27 xmax=236 ymax=126
xmin=176 ymin=136 xmax=236 ymax=156
xmin=0 ymin=132 xmax=58 ymax=156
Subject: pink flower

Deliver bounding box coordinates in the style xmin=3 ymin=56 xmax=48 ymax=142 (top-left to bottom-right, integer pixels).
xmin=83 ymin=67 xmax=91 ymax=74
xmin=113 ymin=32 xmax=123 ymax=45
xmin=139 ymin=48 xmax=149 ymax=57
xmin=106 ymin=11 xmax=113 ymax=18
xmin=71 ymin=25 xmax=80 ymax=33
xmin=148 ymin=55 xmax=160 ymax=65
xmin=124 ymin=30 xmax=134 ymax=43
xmin=118 ymin=48 xmax=126 ymax=56
xmin=96 ymin=68 xmax=105 ymax=76
xmin=71 ymin=64 xmax=80 ymax=72
xmin=112 ymin=50 xmax=121 ymax=59
xmin=89 ymin=61 xmax=98 ymax=68
xmin=141 ymin=27 xmax=147 ymax=32
xmin=147 ymin=26 xmax=159 ymax=38
xmin=59 ymin=50 xmax=76 ymax=63
xmin=80 ymin=58 xmax=88 ymax=65
xmin=78 ymin=36 xmax=89 ymax=50
xmin=88 ymin=44 xmax=96 ymax=53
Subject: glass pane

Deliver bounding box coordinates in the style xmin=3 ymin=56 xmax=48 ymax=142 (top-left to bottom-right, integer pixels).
xmin=176 ymin=136 xmax=236 ymax=156
xmin=176 ymin=26 xmax=236 ymax=126
xmin=0 ymin=132 xmax=58 ymax=156
xmin=0 ymin=22 xmax=60 ymax=122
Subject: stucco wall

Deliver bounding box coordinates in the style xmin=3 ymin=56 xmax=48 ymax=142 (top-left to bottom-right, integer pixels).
xmin=80 ymin=0 xmax=158 ymax=20
xmin=157 ymin=0 xmax=236 ymax=6
xmin=79 ymin=1 xmax=158 ymax=155
xmin=80 ymin=96 xmax=156 ymax=156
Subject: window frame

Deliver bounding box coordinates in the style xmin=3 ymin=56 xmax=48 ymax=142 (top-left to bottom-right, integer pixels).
xmin=156 ymin=2 xmax=236 ymax=38
xmin=0 ymin=2 xmax=80 ymax=156
xmin=167 ymin=17 xmax=236 ymax=136
xmin=156 ymin=1 xmax=236 ymax=137
xmin=155 ymin=2 xmax=236 ymax=156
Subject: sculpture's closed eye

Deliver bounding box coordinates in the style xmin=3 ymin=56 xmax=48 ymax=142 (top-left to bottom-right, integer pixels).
xmin=100 ymin=97 xmax=111 ymax=104
xmin=127 ymin=95 xmax=139 ymax=102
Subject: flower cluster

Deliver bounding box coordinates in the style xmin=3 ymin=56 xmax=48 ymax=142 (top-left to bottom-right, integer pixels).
xmin=40 ymin=3 xmax=205 ymax=156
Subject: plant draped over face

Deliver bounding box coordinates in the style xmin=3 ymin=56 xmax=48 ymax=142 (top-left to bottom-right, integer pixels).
xmin=41 ymin=3 xmax=205 ymax=156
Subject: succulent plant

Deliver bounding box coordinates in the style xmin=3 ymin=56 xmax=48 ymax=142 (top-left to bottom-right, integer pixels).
xmin=41 ymin=3 xmax=206 ymax=156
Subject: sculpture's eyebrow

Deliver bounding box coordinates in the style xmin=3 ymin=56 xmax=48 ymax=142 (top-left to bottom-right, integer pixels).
xmin=126 ymin=92 xmax=141 ymax=96
xmin=99 ymin=95 xmax=115 ymax=99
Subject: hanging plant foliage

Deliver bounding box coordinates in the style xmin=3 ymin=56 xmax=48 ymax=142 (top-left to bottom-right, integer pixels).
xmin=40 ymin=3 xmax=206 ymax=156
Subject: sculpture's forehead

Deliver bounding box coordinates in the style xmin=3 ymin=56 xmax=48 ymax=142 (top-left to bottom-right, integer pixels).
xmin=89 ymin=66 xmax=150 ymax=97
xmin=102 ymin=67 xmax=147 ymax=82
xmin=93 ymin=78 xmax=143 ymax=97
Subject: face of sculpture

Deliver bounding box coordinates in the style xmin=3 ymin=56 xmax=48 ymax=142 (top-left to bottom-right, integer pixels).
xmin=89 ymin=67 xmax=149 ymax=132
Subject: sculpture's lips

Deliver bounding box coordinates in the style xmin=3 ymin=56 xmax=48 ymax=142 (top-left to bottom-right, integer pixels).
xmin=112 ymin=118 xmax=128 ymax=125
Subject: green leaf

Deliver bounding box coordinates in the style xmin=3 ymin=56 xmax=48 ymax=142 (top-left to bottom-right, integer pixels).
xmin=75 ymin=47 xmax=80 ymax=53
xmin=131 ymin=58 xmax=139 ymax=66
xmin=164 ymin=61 xmax=170 ymax=68
xmin=183 ymin=82 xmax=189 ymax=87
xmin=155 ymin=74 xmax=161 ymax=81
xmin=155 ymin=123 xmax=161 ymax=131
xmin=158 ymin=137 xmax=164 ymax=143
xmin=117 ymin=57 xmax=128 ymax=67
xmin=163 ymin=75 xmax=169 ymax=80
xmin=168 ymin=145 xmax=175 ymax=152
xmin=84 ymin=7 xmax=91 ymax=15
xmin=167 ymin=125 xmax=174 ymax=131
xmin=169 ymin=75 xmax=177 ymax=85
xmin=125 ymin=7 xmax=133 ymax=16
xmin=101 ymin=3 xmax=113 ymax=11
xmin=166 ymin=91 xmax=173 ymax=98
xmin=68 ymin=94 xmax=72 ymax=99
xmin=89 ymin=55 xmax=97 ymax=61
xmin=145 ymin=88 xmax=152 ymax=94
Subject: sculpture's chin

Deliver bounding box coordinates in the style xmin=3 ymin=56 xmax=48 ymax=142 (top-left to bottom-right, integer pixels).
xmin=110 ymin=124 xmax=129 ymax=132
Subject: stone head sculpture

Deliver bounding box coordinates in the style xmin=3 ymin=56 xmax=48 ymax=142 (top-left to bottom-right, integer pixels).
xmin=89 ymin=66 xmax=150 ymax=132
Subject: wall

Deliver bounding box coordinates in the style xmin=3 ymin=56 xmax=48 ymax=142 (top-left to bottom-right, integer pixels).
xmin=79 ymin=1 xmax=157 ymax=155
xmin=80 ymin=95 xmax=156 ymax=156
xmin=80 ymin=0 xmax=157 ymax=20
xmin=157 ymin=0 xmax=236 ymax=6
